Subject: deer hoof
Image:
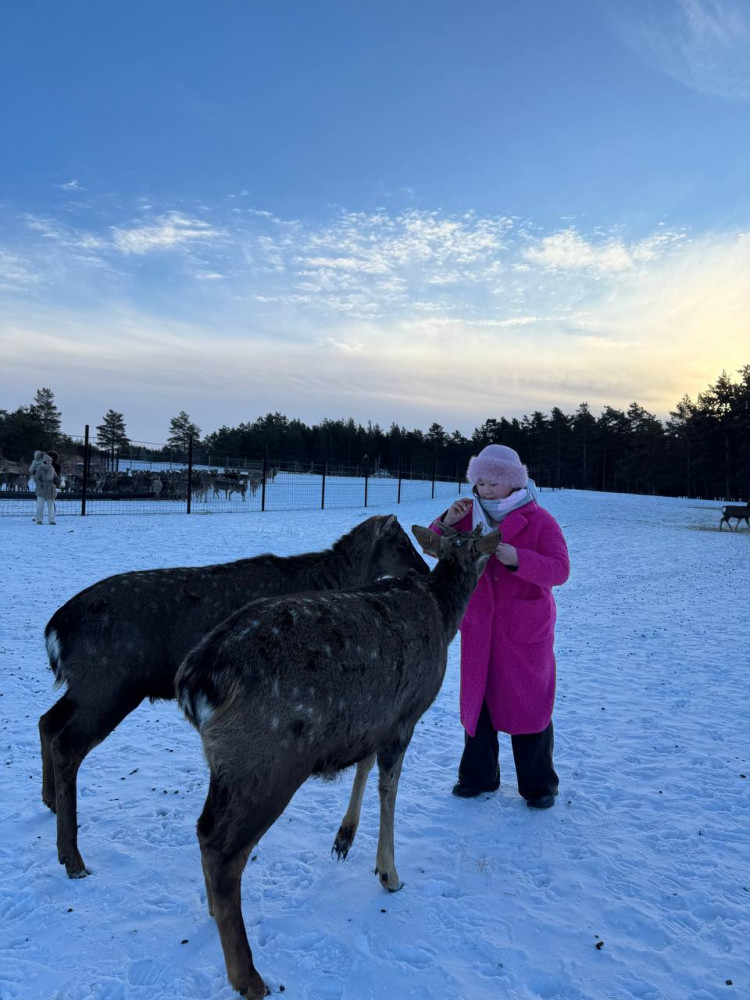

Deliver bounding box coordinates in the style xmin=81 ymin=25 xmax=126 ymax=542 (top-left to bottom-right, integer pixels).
xmin=376 ymin=868 xmax=404 ymax=892
xmin=236 ymin=975 xmax=269 ymax=998
xmin=67 ymin=866 xmax=91 ymax=879
xmin=61 ymin=854 xmax=90 ymax=878
xmin=332 ymin=826 xmax=354 ymax=860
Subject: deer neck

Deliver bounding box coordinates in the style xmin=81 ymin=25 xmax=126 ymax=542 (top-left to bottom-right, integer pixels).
xmin=428 ymin=557 xmax=482 ymax=636
xmin=306 ymin=545 xmax=367 ymax=589
xmin=328 ymin=533 xmax=375 ymax=588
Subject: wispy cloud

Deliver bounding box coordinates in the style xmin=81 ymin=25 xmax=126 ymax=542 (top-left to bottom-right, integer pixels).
xmin=0 ymin=249 xmax=40 ymax=289
xmin=5 ymin=203 xmax=687 ymax=317
xmin=627 ymin=0 xmax=750 ymax=101
xmin=1 ymin=199 xmax=747 ymax=436
xmin=521 ymin=228 xmax=687 ymax=274
xmin=111 ymin=212 xmax=223 ymax=254
xmin=23 ymin=214 xmax=110 ymax=260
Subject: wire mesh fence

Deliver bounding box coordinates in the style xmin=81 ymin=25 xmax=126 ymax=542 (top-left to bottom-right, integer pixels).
xmin=1 ymin=431 xmax=467 ymax=519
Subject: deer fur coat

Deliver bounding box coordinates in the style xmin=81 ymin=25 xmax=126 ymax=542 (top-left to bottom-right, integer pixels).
xmin=430 ymin=501 xmax=569 ymax=736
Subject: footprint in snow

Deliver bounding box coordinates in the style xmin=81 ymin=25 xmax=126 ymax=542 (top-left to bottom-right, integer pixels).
xmin=127 ymin=957 xmax=167 ymax=986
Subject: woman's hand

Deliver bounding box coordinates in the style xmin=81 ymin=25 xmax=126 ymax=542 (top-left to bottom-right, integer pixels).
xmin=495 ymin=542 xmax=518 ymax=568
xmin=442 ymin=498 xmax=472 ymax=527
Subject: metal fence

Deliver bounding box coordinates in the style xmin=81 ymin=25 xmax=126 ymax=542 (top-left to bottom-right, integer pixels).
xmin=1 ymin=431 xmax=466 ymax=519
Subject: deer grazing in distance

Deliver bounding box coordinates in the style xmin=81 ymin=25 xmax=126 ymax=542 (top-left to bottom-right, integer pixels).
xmin=247 ymin=468 xmax=278 ymax=496
xmin=211 ymin=476 xmax=247 ymax=500
xmin=39 ymin=515 xmax=427 ymax=879
xmin=175 ymin=524 xmax=499 ymax=999
xmin=719 ymin=502 xmax=750 ymax=531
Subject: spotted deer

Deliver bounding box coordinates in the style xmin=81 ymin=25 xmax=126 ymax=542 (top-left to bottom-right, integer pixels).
xmin=175 ymin=524 xmax=499 ymax=998
xmin=40 ymin=515 xmax=426 ymax=878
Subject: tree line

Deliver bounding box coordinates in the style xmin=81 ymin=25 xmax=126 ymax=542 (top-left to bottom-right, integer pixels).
xmin=1 ymin=366 xmax=748 ymax=499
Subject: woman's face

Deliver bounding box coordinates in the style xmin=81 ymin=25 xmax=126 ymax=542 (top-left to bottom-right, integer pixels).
xmin=475 ymin=477 xmax=513 ymax=500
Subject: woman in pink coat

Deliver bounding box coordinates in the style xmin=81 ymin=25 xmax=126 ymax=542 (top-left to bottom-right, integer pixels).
xmin=430 ymin=444 xmax=570 ymax=808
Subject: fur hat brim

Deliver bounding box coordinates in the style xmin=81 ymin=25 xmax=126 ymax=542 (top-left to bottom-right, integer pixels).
xmin=466 ymin=455 xmax=528 ymax=490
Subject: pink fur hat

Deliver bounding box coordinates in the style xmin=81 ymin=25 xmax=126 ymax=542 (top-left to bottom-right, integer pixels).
xmin=466 ymin=444 xmax=528 ymax=490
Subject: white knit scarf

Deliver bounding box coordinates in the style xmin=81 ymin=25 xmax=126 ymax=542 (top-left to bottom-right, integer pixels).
xmin=471 ymin=480 xmax=539 ymax=531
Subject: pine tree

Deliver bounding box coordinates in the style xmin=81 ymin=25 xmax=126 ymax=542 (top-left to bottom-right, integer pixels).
xmin=573 ymin=403 xmax=597 ymax=490
xmin=426 ymin=423 xmax=447 ymax=448
xmin=167 ymin=411 xmax=201 ymax=450
xmin=96 ymin=410 xmax=130 ymax=451
xmin=31 ymin=387 xmax=62 ymax=437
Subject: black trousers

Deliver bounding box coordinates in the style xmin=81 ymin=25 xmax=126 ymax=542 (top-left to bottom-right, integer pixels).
xmin=458 ymin=702 xmax=559 ymax=799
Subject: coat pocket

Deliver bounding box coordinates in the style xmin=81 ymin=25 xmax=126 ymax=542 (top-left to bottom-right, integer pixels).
xmin=506 ymin=596 xmax=555 ymax=644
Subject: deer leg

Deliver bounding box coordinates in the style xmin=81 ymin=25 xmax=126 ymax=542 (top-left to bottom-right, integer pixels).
xmin=200 ymin=842 xmax=267 ymax=999
xmin=51 ymin=688 xmax=144 ymax=878
xmin=39 ymin=693 xmax=74 ymax=811
xmin=197 ymin=778 xmax=298 ymax=999
xmin=374 ymin=745 xmax=407 ymax=892
xmin=201 ymin=852 xmax=215 ymax=919
xmin=332 ymin=753 xmax=376 ymax=860
xmin=197 ymin=777 xmax=225 ymax=917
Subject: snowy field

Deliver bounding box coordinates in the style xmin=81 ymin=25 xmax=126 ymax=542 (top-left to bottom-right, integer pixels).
xmin=1 ymin=489 xmax=748 ymax=1000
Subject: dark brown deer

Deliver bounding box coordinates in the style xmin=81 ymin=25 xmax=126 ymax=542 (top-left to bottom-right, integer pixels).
xmin=719 ymin=502 xmax=750 ymax=530
xmin=40 ymin=515 xmax=427 ymax=878
xmin=175 ymin=524 xmax=499 ymax=998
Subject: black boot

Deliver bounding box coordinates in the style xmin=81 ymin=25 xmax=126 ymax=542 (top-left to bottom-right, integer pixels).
xmin=452 ymin=777 xmax=500 ymax=798
xmin=526 ymin=790 xmax=557 ymax=809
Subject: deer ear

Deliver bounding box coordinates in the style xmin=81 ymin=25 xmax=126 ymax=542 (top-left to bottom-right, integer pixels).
xmin=412 ymin=525 xmax=441 ymax=557
xmin=378 ymin=514 xmax=397 ymax=534
xmin=478 ymin=530 xmax=501 ymax=555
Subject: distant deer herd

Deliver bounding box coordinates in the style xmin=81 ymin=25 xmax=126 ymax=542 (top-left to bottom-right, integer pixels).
xmin=0 ymin=465 xmax=279 ymax=501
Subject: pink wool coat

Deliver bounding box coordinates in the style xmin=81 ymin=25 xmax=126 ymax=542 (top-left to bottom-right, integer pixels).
xmin=431 ymin=501 xmax=569 ymax=737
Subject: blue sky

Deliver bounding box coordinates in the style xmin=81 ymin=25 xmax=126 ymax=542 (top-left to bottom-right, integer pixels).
xmin=1 ymin=0 xmax=748 ymax=442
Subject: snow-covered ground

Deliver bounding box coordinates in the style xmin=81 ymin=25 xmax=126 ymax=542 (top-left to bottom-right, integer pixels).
xmin=1 ymin=489 xmax=748 ymax=1000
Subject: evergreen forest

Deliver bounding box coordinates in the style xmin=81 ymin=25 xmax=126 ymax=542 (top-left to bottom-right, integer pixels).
xmin=1 ymin=367 xmax=748 ymax=501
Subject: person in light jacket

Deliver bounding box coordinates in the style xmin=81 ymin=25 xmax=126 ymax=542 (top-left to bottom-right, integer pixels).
xmin=430 ymin=444 xmax=570 ymax=808
xmin=28 ymin=450 xmax=59 ymax=525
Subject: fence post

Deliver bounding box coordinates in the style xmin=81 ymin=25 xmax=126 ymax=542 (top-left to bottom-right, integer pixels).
xmin=457 ymin=462 xmax=462 ymax=495
xmin=364 ymin=468 xmax=369 ymax=507
xmin=186 ymin=436 xmax=193 ymax=514
xmin=431 ymin=455 xmax=437 ymax=500
xmin=261 ymin=452 xmax=267 ymax=512
xmin=81 ymin=424 xmax=90 ymax=516
xmin=321 ymin=460 xmax=327 ymax=509
xmin=397 ymin=458 xmax=402 ymax=504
